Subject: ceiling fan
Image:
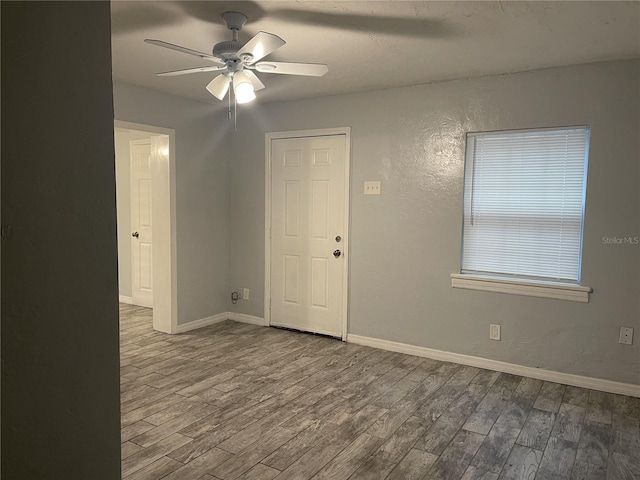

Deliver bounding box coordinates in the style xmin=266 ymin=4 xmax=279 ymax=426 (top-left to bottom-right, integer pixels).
xmin=145 ymin=11 xmax=328 ymax=104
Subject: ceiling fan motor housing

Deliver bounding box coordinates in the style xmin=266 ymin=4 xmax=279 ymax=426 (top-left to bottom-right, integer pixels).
xmin=213 ymin=40 xmax=243 ymax=60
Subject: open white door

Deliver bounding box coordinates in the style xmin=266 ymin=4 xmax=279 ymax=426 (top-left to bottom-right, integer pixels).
xmin=116 ymin=121 xmax=176 ymax=333
xmin=130 ymin=140 xmax=153 ymax=308
xmin=268 ymin=132 xmax=349 ymax=338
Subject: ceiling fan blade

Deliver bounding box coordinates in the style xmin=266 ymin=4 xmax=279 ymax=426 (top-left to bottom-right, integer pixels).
xmin=243 ymin=70 xmax=265 ymax=91
xmin=255 ymin=62 xmax=328 ymax=77
xmin=158 ymin=65 xmax=227 ymax=77
xmin=236 ymin=32 xmax=285 ymax=64
xmin=206 ymin=74 xmax=231 ymax=100
xmin=144 ymin=39 xmax=224 ymax=65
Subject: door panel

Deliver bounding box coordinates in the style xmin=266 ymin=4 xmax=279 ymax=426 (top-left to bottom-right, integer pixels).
xmin=284 ymin=255 xmax=301 ymax=304
xmin=270 ymin=134 xmax=347 ymax=337
xmin=311 ymin=180 xmax=329 ymax=239
xmin=311 ymin=257 xmax=329 ymax=308
xmin=284 ymin=181 xmax=301 ymax=237
xmin=131 ymin=141 xmax=153 ymax=308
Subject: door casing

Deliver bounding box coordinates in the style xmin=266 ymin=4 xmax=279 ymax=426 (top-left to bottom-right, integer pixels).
xmin=115 ymin=120 xmax=177 ymax=334
xmin=265 ymin=127 xmax=351 ymax=340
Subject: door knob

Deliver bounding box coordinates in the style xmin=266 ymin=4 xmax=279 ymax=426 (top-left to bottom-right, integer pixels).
xmin=333 ymin=250 xmax=341 ymax=258
xmin=132 ymin=232 xmax=139 ymax=238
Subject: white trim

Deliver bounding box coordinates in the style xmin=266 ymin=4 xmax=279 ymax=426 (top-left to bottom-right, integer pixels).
xmin=115 ymin=120 xmax=178 ymax=334
xmin=119 ymin=295 xmax=133 ymax=304
xmin=265 ymin=127 xmax=355 ymax=141
xmin=451 ymin=274 xmax=592 ymax=303
xmin=230 ymin=313 xmax=266 ymax=326
xmin=264 ymin=133 xmax=272 ymax=329
xmin=264 ymin=128 xmax=351 ymax=340
xmin=340 ymin=129 xmax=351 ymax=341
xmin=347 ymin=334 xmax=640 ymax=398
xmin=175 ymin=313 xmax=229 ymax=333
xmin=468 ymin=125 xmax=590 ymax=137
xmin=174 ymin=312 xmax=265 ymax=333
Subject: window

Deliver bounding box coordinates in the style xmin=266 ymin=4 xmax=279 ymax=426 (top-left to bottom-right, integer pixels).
xmin=452 ymin=126 xmax=592 ymax=302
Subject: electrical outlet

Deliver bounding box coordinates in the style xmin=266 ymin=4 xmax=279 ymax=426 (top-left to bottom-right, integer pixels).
xmin=490 ymin=324 xmax=501 ymax=341
xmin=242 ymin=288 xmax=250 ymax=300
xmin=619 ymin=326 xmax=634 ymax=345
xmin=364 ymin=181 xmax=381 ymax=195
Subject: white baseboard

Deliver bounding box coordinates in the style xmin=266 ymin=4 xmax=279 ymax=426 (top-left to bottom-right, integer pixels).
xmin=174 ymin=312 xmax=265 ymax=333
xmin=169 ymin=313 xmax=638 ymax=397
xmin=230 ymin=312 xmax=266 ymax=326
xmin=176 ymin=312 xmax=229 ymax=333
xmin=119 ymin=295 xmax=133 ymax=304
xmin=347 ymin=334 xmax=640 ymax=398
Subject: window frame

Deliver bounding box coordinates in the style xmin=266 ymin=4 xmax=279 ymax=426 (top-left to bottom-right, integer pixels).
xmin=452 ymin=126 xmax=592 ymax=302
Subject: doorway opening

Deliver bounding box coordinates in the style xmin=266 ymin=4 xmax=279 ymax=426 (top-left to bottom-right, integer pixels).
xmin=114 ymin=121 xmax=177 ymax=333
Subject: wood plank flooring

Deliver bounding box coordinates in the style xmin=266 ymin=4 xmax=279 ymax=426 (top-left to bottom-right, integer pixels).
xmin=120 ymin=304 xmax=640 ymax=480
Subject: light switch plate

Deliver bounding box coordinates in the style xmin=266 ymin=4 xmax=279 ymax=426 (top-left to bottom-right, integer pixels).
xmin=364 ymin=181 xmax=381 ymax=195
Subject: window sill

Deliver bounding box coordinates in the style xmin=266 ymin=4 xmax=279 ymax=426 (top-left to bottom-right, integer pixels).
xmin=450 ymin=274 xmax=592 ymax=303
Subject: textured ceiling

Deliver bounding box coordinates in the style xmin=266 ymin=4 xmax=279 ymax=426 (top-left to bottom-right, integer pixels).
xmin=110 ymin=1 xmax=640 ymax=106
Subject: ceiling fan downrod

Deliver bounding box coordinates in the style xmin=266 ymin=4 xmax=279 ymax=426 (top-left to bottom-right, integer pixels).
xmin=212 ymin=12 xmax=248 ymax=61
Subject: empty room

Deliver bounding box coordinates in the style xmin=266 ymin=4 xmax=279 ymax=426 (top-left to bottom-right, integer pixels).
xmin=2 ymin=1 xmax=639 ymax=479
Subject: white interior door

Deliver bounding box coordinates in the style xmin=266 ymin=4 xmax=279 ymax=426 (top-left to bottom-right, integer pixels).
xmin=270 ymin=134 xmax=348 ymax=337
xmin=130 ymin=140 xmax=153 ymax=308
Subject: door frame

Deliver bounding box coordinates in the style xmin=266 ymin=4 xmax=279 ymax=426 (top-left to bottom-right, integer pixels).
xmin=115 ymin=120 xmax=178 ymax=334
xmin=264 ymin=127 xmax=351 ymax=340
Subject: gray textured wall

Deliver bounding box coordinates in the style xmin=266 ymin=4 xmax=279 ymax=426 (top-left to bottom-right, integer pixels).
xmin=1 ymin=2 xmax=121 ymax=477
xmin=113 ymin=82 xmax=230 ymax=324
xmin=228 ymin=60 xmax=640 ymax=385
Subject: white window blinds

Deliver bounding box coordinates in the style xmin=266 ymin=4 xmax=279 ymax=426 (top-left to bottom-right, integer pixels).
xmin=461 ymin=127 xmax=590 ymax=284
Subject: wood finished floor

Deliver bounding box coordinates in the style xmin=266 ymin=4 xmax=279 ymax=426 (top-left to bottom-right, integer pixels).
xmin=120 ymin=304 xmax=640 ymax=480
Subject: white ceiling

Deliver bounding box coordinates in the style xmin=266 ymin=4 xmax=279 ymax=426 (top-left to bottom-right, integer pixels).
xmin=111 ymin=1 xmax=640 ymax=106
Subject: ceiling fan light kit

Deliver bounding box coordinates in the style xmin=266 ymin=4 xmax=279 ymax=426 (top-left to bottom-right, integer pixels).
xmin=205 ymin=74 xmax=231 ymax=100
xmin=144 ymin=11 xmax=328 ymax=108
xmin=232 ymin=71 xmax=256 ymax=104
